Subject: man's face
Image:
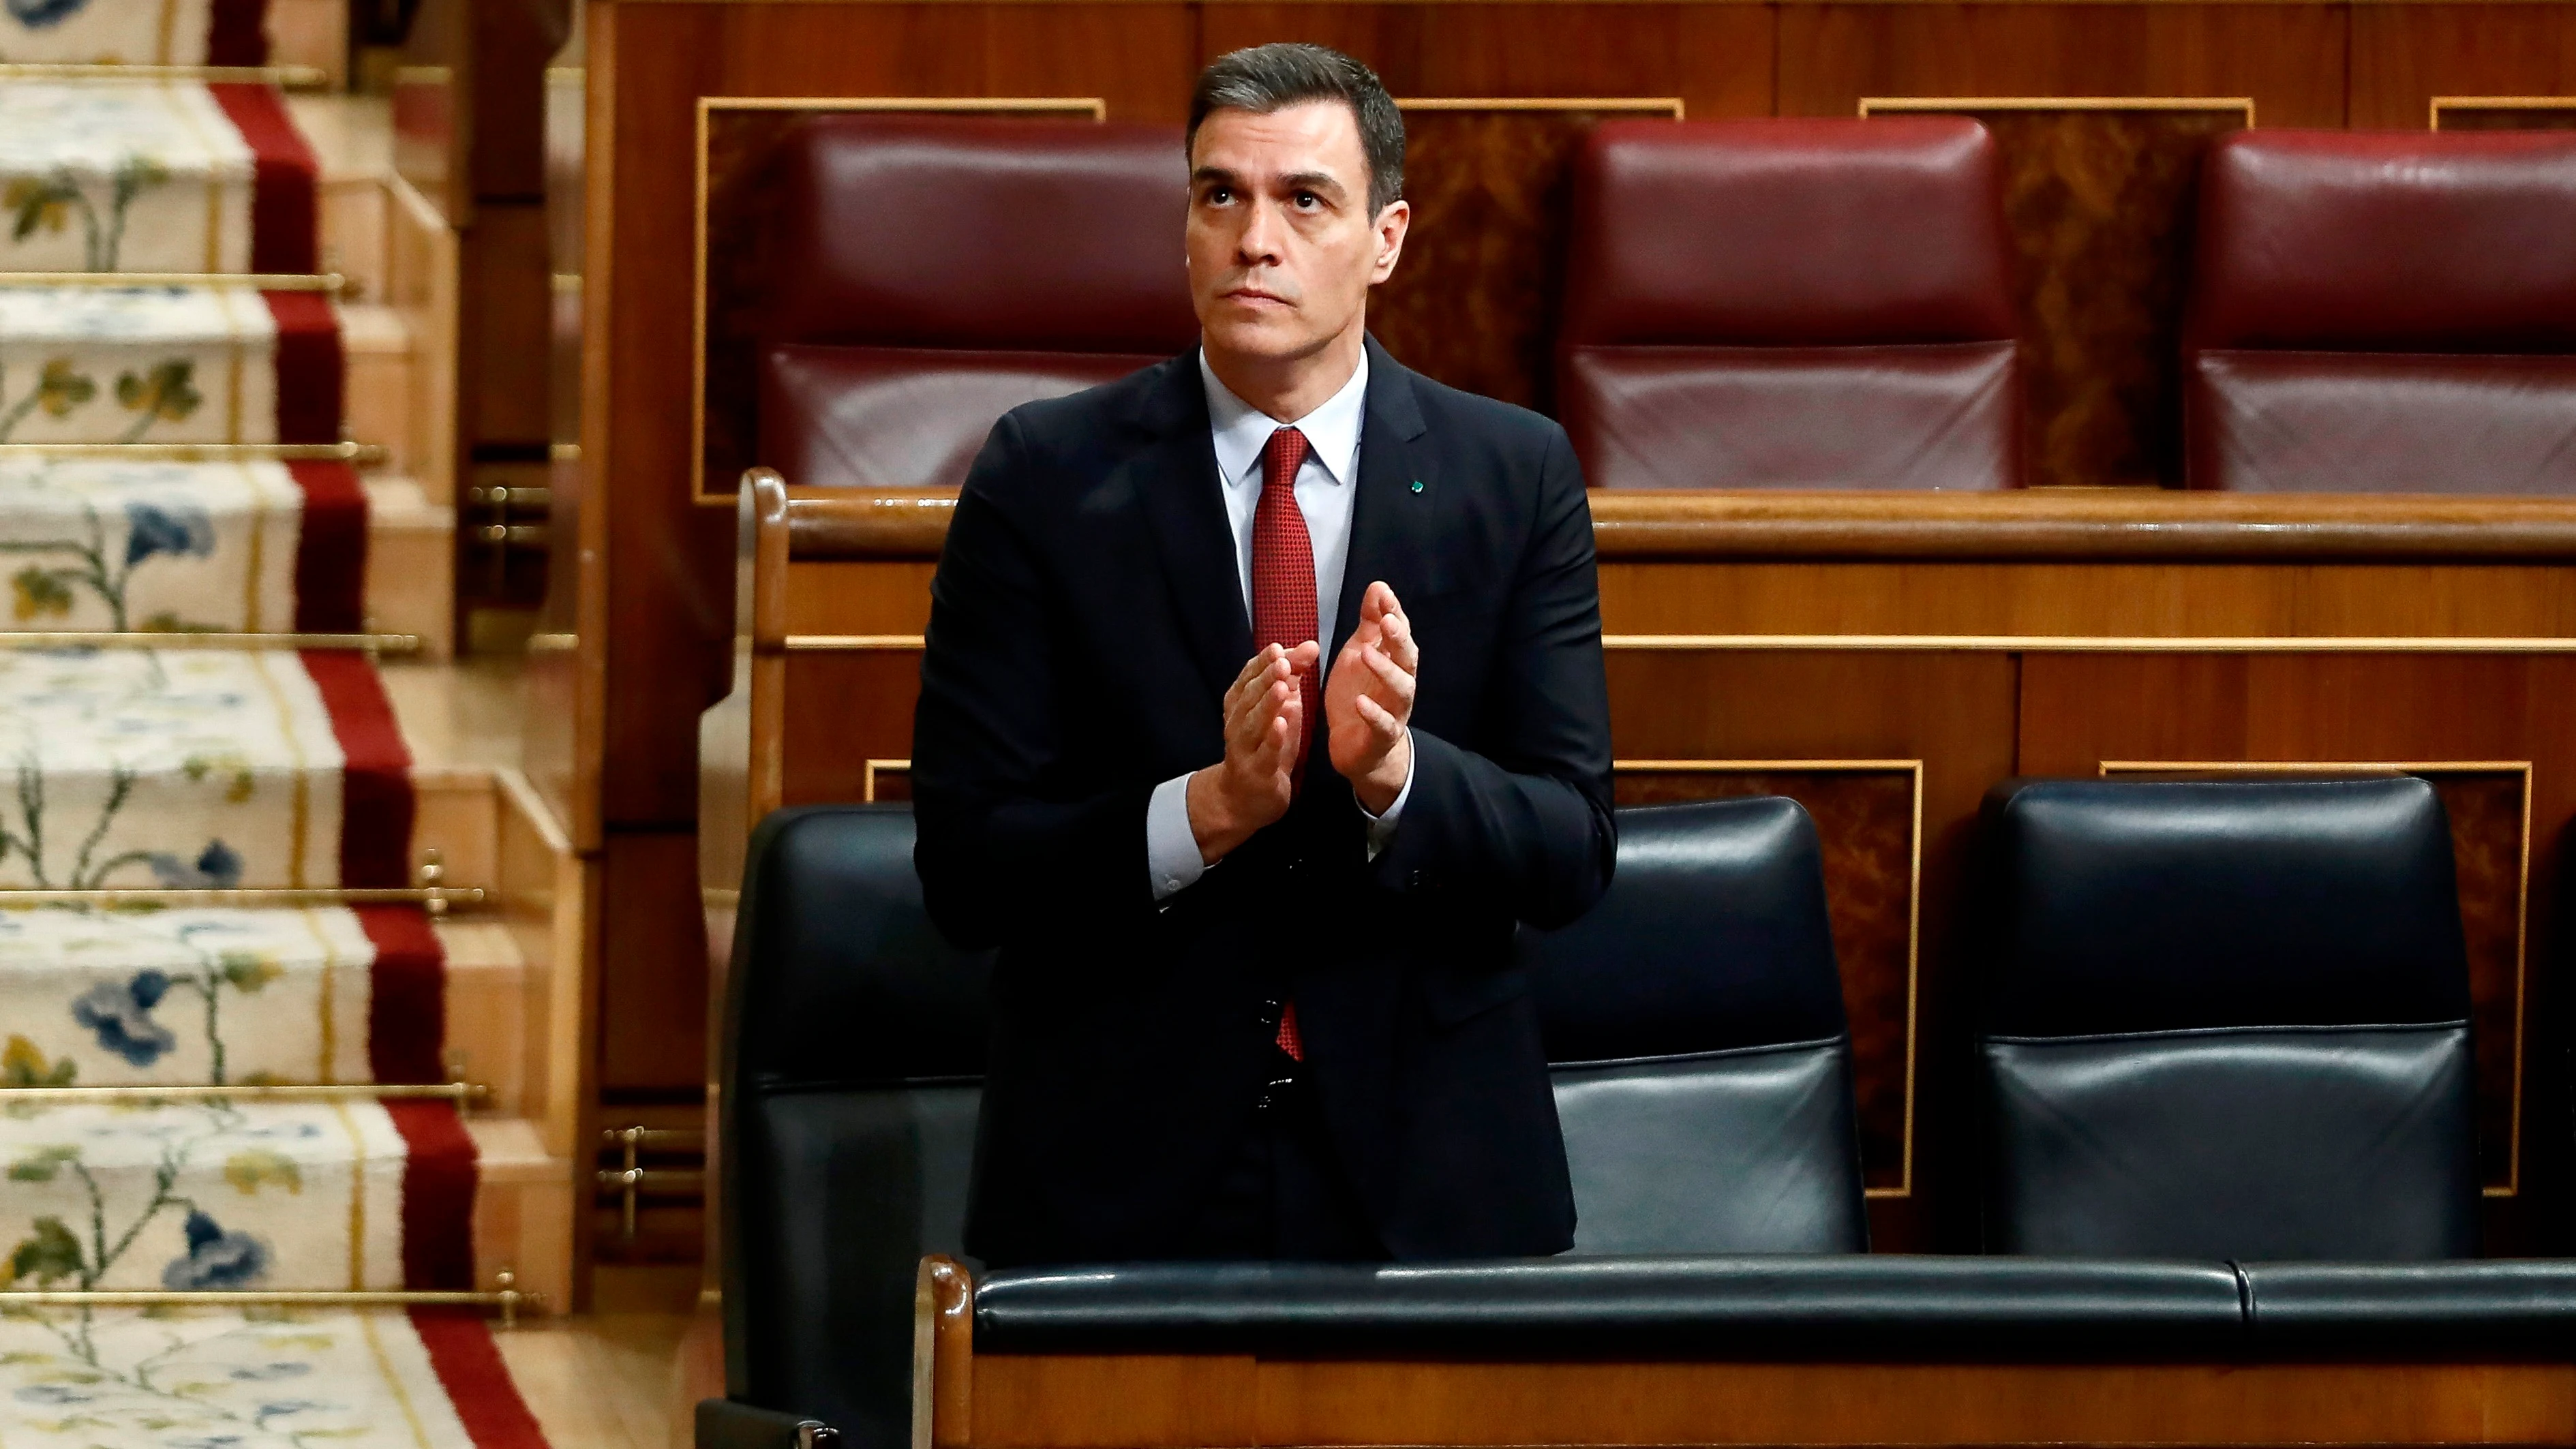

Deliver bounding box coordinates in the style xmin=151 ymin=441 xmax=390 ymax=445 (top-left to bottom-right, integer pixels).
xmin=1187 ymin=100 xmax=1408 ymax=369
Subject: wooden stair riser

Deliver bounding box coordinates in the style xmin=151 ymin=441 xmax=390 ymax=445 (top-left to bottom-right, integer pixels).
xmin=410 ymin=769 xmax=498 ymax=900
xmin=363 ymin=476 xmax=457 ymax=658
xmin=438 ymin=918 xmax=530 ymax=1117
xmin=468 ymin=1116 xmax=575 ymax=1311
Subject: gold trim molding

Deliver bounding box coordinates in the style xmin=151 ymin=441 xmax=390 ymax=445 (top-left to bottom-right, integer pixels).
xmin=1862 ymin=95 xmax=2257 ymax=125
xmin=2431 ymin=95 xmax=2576 ymax=129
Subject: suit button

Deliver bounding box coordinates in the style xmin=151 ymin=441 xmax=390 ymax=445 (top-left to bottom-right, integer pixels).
xmin=1409 ymin=869 xmax=1427 ymax=889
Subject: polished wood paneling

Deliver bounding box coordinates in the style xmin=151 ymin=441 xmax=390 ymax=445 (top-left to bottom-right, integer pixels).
xmin=2354 ymin=5 xmax=2576 ymax=129
xmin=1868 ymin=104 xmax=2245 ymax=489
xmin=1374 ymin=106 xmax=1674 ymax=411
xmin=599 ymin=827 xmax=712 ymax=1094
xmin=1618 ymin=764 xmax=1920 ymax=1193
xmin=953 ymin=1347 xmax=2576 ymax=1448
xmin=1778 ymin=5 xmax=2347 ymax=126
xmin=1200 ymin=5 xmax=1774 ymax=118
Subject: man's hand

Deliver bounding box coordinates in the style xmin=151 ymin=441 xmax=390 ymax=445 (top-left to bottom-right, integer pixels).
xmin=1187 ymin=641 xmax=1320 ymax=865
xmin=1327 ymin=581 xmax=1417 ymax=814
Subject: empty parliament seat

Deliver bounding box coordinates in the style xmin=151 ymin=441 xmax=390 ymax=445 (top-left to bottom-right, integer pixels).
xmin=1526 ymin=797 xmax=1866 ymax=1254
xmin=757 ymin=117 xmax=1198 ymax=489
xmin=2183 ymin=129 xmax=2576 ymax=493
xmin=1973 ymin=776 xmax=2479 ymax=1260
xmin=1558 ymin=118 xmax=2021 ymax=490
xmin=709 ymin=805 xmax=993 ymax=1449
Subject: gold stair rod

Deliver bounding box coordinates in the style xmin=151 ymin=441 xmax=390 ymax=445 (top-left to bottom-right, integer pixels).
xmin=0 ymin=441 xmax=387 ymax=465
xmin=2 ymin=1081 xmax=491 ymax=1105
xmin=0 ymin=271 xmax=352 ymax=295
xmin=0 ymin=630 xmax=421 ymax=654
xmin=0 ymin=63 xmax=330 ymax=88
xmin=3 ymin=1271 xmax=544 ymax=1327
xmin=0 ymin=884 xmax=487 ymax=912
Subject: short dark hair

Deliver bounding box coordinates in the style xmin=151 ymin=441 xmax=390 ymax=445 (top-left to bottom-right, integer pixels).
xmin=1187 ymin=43 xmax=1406 ymax=216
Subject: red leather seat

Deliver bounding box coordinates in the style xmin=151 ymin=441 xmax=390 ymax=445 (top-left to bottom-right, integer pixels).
xmin=1558 ymin=119 xmax=2020 ymax=491
xmin=2184 ymin=130 xmax=2576 ymax=493
xmin=758 ymin=117 xmax=1199 ymax=490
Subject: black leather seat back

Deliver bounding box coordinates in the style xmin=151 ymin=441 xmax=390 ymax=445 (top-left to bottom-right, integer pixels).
xmin=1524 ymin=797 xmax=1866 ymax=1254
xmin=1975 ymin=776 xmax=2477 ymax=1260
xmin=721 ymin=805 xmax=992 ymax=1444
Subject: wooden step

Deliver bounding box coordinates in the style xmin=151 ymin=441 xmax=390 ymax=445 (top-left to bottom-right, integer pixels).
xmin=270 ymin=0 xmax=350 ymax=90
xmin=468 ymin=1114 xmax=577 ymax=1312
xmin=365 ymin=475 xmax=456 ymax=658
xmin=438 ymin=915 xmax=531 ymax=1118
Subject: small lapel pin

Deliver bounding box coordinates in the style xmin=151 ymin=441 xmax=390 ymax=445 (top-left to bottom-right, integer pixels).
xmin=1409 ymin=480 xmax=1425 ymax=493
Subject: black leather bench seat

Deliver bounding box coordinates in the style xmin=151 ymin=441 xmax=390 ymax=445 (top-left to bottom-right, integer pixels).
xmin=971 ymin=1255 xmax=2246 ymax=1358
xmin=2242 ymin=1260 xmax=2576 ymax=1356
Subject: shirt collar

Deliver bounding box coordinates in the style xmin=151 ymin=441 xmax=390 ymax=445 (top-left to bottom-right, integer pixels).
xmin=1200 ymin=344 xmax=1369 ymax=491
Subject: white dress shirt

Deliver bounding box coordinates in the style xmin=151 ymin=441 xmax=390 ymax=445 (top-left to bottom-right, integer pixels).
xmin=1145 ymin=348 xmax=1414 ymax=900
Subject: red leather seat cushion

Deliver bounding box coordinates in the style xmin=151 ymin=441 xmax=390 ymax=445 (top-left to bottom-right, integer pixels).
xmin=761 ymin=346 xmax=1166 ymax=491
xmin=2188 ymin=352 xmax=2576 ymax=495
xmin=1567 ymin=343 xmax=2018 ymax=491
xmin=2186 ymin=130 xmax=2576 ymax=492
xmin=1560 ymin=118 xmax=2019 ymax=489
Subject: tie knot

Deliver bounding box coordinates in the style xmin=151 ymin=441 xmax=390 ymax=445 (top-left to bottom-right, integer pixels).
xmin=1263 ymin=427 xmax=1309 ymax=493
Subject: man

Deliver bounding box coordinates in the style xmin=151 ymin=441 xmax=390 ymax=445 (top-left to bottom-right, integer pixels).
xmin=911 ymin=42 xmax=1614 ymax=1267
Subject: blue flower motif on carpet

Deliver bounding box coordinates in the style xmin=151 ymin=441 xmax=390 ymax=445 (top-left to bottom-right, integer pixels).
xmin=228 ymin=1363 xmax=311 ymax=1382
xmin=123 ymin=500 xmax=213 ymax=567
xmin=162 ymin=1209 xmax=269 ymax=1289
xmin=13 ymin=1384 xmax=93 ymax=1405
xmin=70 ymin=967 xmax=175 ymax=1066
xmin=149 ymin=839 xmax=243 ymax=889
xmin=4 ymin=0 xmax=91 ymax=31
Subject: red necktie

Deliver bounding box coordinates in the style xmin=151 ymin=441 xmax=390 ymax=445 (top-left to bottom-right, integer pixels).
xmin=1253 ymin=426 xmax=1314 ymax=1061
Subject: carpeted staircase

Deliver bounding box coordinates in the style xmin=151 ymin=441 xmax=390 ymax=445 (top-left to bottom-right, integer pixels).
xmin=0 ymin=5 xmax=554 ymax=1444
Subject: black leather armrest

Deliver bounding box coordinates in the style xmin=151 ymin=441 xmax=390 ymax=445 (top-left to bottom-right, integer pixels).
xmin=973 ymin=1255 xmax=2245 ymax=1359
xmin=696 ymin=1398 xmax=839 ymax=1449
xmin=2242 ymin=1261 xmax=2576 ymax=1357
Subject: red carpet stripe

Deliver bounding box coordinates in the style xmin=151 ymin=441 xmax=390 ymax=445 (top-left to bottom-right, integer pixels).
xmin=205 ymin=0 xmax=270 ymax=67
xmin=410 ymin=1308 xmax=554 ymax=1448
xmin=263 ymin=290 xmax=344 ymax=443
xmin=208 ymin=85 xmax=317 ymax=273
xmin=301 ymin=648 xmax=415 ymax=889
xmin=360 ymin=904 xmax=446 ymax=1085
xmin=388 ymin=1101 xmax=479 ymax=1292
xmin=289 ymin=459 xmax=369 ymax=632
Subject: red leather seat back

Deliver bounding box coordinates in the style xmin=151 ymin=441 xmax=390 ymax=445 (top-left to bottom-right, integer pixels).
xmin=1560 ymin=118 xmax=2020 ymax=489
xmin=757 ymin=116 xmax=1199 ymax=489
xmin=2185 ymin=129 xmax=2576 ymax=493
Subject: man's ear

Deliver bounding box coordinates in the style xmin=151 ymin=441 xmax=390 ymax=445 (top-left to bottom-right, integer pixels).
xmin=1369 ymin=199 xmax=1412 ymax=286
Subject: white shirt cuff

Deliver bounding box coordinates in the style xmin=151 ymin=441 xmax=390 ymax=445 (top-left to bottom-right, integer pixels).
xmin=1147 ymin=772 xmax=1206 ymax=902
xmin=1359 ymin=730 xmax=1414 ymax=861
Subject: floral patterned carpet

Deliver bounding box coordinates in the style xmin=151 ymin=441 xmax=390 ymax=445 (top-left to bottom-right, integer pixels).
xmin=0 ymin=7 xmax=551 ymax=1443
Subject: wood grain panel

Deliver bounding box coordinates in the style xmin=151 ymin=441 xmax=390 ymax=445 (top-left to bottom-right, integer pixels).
xmin=1780 ymin=5 xmax=2347 ymax=127
xmin=780 ymin=650 xmax=924 ymax=808
xmin=1198 ymin=5 xmax=1773 ymax=119
xmin=2354 ymin=5 xmax=2576 ymax=129
xmin=599 ymin=828 xmax=711 ymax=1094
xmin=961 ymin=1352 xmax=2576 ymax=1448
xmin=1596 ymin=560 xmax=2576 ymax=639
xmin=1372 ymin=106 xmax=1670 ymax=410
xmin=1618 ymin=765 xmax=1918 ymax=1193
xmin=1866 ymin=104 xmax=2245 ymax=489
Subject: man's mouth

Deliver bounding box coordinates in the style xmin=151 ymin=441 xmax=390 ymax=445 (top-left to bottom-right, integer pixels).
xmin=1224 ymin=286 xmax=1292 ymax=307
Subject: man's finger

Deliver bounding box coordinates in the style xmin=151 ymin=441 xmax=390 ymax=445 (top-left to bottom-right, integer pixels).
xmin=1354 ymin=691 xmax=1404 ymax=744
xmin=1380 ymin=606 xmax=1418 ymax=673
xmin=1363 ymin=643 xmax=1414 ymax=706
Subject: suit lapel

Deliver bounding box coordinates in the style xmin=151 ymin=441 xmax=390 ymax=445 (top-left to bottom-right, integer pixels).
xmin=1333 ymin=337 xmax=1437 ymax=662
xmin=1132 ymin=354 xmax=1254 ymax=701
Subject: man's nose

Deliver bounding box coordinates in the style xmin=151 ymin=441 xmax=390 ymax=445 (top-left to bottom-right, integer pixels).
xmin=1236 ymin=198 xmax=1286 ymax=264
